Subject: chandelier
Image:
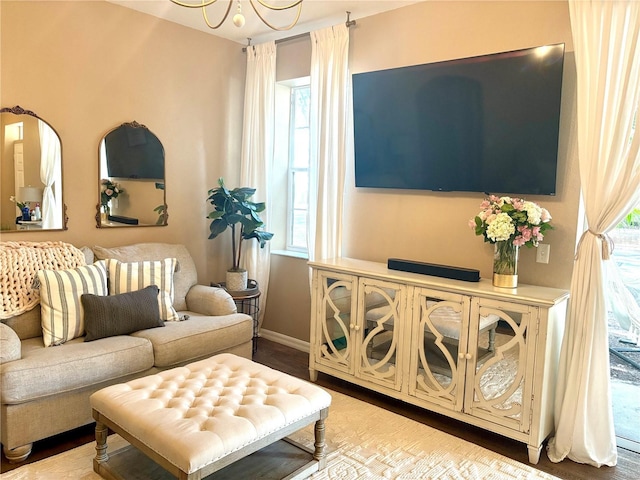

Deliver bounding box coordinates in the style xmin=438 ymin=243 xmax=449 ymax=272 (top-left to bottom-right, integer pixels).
xmin=170 ymin=0 xmax=303 ymax=31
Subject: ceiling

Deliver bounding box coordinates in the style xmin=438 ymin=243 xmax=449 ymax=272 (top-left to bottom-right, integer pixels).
xmin=108 ymin=0 xmax=422 ymax=45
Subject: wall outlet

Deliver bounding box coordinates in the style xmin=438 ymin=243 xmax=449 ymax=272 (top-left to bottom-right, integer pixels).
xmin=536 ymin=244 xmax=550 ymax=264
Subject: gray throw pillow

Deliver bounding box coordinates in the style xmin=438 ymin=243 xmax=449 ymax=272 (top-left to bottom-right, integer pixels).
xmin=82 ymin=285 xmax=164 ymax=342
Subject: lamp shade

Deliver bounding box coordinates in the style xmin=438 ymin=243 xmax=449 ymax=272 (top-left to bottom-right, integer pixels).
xmin=19 ymin=186 xmax=42 ymax=203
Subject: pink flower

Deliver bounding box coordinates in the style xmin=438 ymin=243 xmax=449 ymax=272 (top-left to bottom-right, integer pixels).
xmin=517 ymin=225 xmax=532 ymax=242
xmin=512 ymin=198 xmax=524 ymax=210
xmin=468 ymin=219 xmax=476 ymax=229
xmin=513 ymin=236 xmax=526 ymax=246
xmin=533 ymin=226 xmax=544 ymax=241
xmin=480 ymin=200 xmax=490 ymax=209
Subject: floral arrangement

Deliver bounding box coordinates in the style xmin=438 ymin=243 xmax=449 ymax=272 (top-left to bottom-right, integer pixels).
xmin=9 ymin=195 xmax=27 ymax=210
xmin=100 ymin=179 xmax=124 ymax=206
xmin=470 ymin=195 xmax=553 ymax=247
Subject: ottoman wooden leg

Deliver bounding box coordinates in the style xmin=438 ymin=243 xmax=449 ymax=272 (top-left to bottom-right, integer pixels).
xmin=94 ymin=421 xmax=109 ymax=464
xmin=313 ymin=408 xmax=329 ymax=469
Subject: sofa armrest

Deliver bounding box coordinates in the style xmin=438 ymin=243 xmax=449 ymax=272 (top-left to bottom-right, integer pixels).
xmin=185 ymin=285 xmax=238 ymax=316
xmin=0 ymin=323 xmax=21 ymax=363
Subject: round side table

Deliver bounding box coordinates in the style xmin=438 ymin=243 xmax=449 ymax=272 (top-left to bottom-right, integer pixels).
xmin=211 ymin=279 xmax=260 ymax=354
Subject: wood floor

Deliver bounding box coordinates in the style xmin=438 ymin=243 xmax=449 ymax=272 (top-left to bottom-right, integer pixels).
xmin=2 ymin=338 xmax=638 ymax=479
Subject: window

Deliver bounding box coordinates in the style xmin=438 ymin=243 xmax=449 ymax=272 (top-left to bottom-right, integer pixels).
xmin=286 ymin=85 xmax=311 ymax=252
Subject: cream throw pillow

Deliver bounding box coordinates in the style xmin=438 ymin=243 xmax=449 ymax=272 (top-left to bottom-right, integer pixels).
xmin=38 ymin=261 xmax=108 ymax=346
xmin=106 ymin=258 xmax=179 ymax=322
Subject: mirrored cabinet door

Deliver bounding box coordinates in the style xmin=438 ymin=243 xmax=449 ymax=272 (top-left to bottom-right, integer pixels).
xmin=313 ymin=271 xmax=356 ymax=375
xmin=409 ymin=289 xmax=470 ymax=411
xmin=1 ymin=106 xmax=66 ymax=232
xmin=465 ymin=299 xmax=534 ymax=432
xmin=97 ymin=121 xmax=167 ymax=228
xmin=356 ymin=278 xmax=405 ymax=391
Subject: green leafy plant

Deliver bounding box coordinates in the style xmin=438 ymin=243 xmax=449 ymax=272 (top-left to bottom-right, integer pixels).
xmin=207 ymin=178 xmax=274 ymax=271
xmin=617 ymin=208 xmax=640 ymax=228
xmin=9 ymin=195 xmax=27 ymax=210
xmin=154 ymin=204 xmax=167 ymax=225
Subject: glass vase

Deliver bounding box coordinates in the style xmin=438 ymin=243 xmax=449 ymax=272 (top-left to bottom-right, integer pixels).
xmin=101 ymin=204 xmax=110 ymax=223
xmin=493 ymin=241 xmax=519 ymax=288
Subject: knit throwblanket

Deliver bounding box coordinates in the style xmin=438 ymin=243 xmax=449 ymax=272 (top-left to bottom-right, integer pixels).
xmin=0 ymin=241 xmax=86 ymax=319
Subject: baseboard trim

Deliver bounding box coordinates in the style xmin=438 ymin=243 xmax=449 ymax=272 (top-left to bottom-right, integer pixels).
xmin=259 ymin=329 xmax=310 ymax=353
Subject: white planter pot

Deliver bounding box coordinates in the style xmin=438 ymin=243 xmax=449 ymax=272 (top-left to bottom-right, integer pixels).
xmin=226 ymin=269 xmax=248 ymax=291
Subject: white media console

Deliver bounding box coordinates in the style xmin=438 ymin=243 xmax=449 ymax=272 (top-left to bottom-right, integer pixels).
xmin=309 ymin=257 xmax=569 ymax=464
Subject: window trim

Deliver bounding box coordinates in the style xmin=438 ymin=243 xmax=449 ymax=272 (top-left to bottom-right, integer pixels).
xmin=285 ymin=84 xmax=311 ymax=254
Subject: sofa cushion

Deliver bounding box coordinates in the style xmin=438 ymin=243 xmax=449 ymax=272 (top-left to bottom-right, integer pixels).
xmin=92 ymin=243 xmax=197 ymax=311
xmin=82 ymin=285 xmax=164 ymax=342
xmin=2 ymin=307 xmax=41 ymax=341
xmin=106 ymin=258 xmax=179 ymax=322
xmin=131 ymin=313 xmax=253 ymax=368
xmin=38 ymin=261 xmax=108 ymax=346
xmin=0 ymin=322 xmax=21 ymax=363
xmin=0 ymin=335 xmax=154 ymax=404
xmin=185 ymin=285 xmax=237 ymax=316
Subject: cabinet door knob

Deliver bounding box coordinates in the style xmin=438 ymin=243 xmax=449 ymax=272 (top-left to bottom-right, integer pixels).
xmin=465 ymin=353 xmax=473 ymax=360
xmin=349 ymin=323 xmax=355 ymax=329
xmin=354 ymin=325 xmax=361 ymax=331
xmin=458 ymin=352 xmax=465 ymax=359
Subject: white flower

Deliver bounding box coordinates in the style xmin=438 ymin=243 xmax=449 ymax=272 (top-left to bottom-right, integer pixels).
xmin=540 ymin=208 xmax=552 ymax=223
xmin=470 ymin=195 xmax=553 ymax=248
xmin=486 ymin=212 xmax=515 ymax=242
xmin=523 ymin=201 xmax=542 ymax=225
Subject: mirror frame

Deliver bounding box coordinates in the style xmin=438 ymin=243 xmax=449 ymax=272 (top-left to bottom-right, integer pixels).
xmin=96 ymin=120 xmax=168 ymax=228
xmin=1 ymin=105 xmax=68 ymax=232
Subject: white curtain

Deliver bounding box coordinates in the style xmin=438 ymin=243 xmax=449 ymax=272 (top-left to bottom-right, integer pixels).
xmin=239 ymin=41 xmax=276 ymax=330
xmin=548 ymin=0 xmax=640 ymax=467
xmin=38 ymin=120 xmax=61 ymax=229
xmin=308 ymin=24 xmax=351 ymax=263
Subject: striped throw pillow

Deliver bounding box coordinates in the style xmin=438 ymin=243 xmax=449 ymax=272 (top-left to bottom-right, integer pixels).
xmin=106 ymin=258 xmax=179 ymax=322
xmin=38 ymin=261 xmax=108 ymax=347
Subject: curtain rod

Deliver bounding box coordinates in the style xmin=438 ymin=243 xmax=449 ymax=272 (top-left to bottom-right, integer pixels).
xmin=243 ymin=11 xmax=356 ymax=52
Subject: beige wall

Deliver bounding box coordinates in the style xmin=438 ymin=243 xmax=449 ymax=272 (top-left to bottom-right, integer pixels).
xmin=263 ymin=1 xmax=581 ymax=343
xmin=1 ymin=1 xmax=582 ymax=345
xmin=0 ymin=1 xmax=246 ymax=284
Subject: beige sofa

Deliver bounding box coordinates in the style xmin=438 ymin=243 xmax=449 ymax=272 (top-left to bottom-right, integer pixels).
xmin=0 ymin=242 xmax=253 ymax=463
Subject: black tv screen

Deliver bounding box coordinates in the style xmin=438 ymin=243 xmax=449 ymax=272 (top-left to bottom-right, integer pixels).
xmin=352 ymin=44 xmax=565 ymax=195
xmin=104 ymin=125 xmax=164 ymax=180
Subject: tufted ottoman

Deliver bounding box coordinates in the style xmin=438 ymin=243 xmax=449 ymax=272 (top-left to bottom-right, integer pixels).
xmin=90 ymin=353 xmax=331 ymax=480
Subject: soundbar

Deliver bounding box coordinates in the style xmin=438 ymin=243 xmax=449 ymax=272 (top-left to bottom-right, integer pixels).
xmin=388 ymin=258 xmax=480 ymax=282
xmin=107 ymin=215 xmax=139 ymax=225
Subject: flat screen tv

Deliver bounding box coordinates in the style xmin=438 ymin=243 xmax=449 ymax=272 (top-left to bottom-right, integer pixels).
xmin=104 ymin=124 xmax=164 ymax=180
xmin=352 ymin=43 xmax=565 ymax=195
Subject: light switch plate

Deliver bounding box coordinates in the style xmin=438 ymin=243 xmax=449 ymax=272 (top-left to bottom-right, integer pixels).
xmin=536 ymin=244 xmax=550 ymax=264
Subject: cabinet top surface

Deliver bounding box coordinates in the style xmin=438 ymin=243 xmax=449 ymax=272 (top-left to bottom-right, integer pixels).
xmin=309 ymin=257 xmax=569 ymax=306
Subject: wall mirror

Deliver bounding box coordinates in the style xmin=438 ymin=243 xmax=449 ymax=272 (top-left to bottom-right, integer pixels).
xmin=1 ymin=106 xmax=67 ymax=232
xmin=97 ymin=121 xmax=167 ymax=228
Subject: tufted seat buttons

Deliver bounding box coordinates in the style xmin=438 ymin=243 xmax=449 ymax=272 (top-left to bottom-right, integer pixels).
xmin=90 ymin=353 xmax=332 ymax=474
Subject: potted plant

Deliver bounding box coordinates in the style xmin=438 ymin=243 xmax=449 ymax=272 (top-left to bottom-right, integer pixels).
xmin=207 ymin=178 xmax=274 ymax=291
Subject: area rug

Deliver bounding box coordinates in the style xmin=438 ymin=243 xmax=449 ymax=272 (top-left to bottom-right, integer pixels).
xmin=1 ymin=390 xmax=558 ymax=480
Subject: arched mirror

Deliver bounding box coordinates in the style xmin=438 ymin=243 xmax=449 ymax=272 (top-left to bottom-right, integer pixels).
xmin=1 ymin=106 xmax=67 ymax=232
xmin=97 ymin=121 xmax=167 ymax=228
